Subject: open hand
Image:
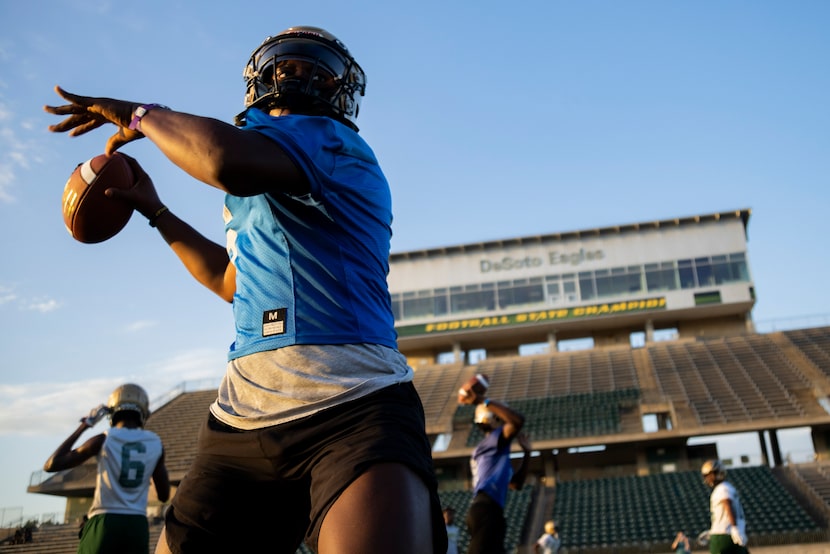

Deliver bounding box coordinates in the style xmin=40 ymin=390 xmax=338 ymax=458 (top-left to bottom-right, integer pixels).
xmin=44 ymin=86 xmax=145 ymax=154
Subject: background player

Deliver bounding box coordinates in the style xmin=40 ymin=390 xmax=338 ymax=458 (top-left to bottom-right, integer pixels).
xmin=672 ymin=530 xmax=692 ymax=554
xmin=43 ymin=383 xmax=169 ymax=554
xmin=535 ymin=520 xmax=561 ymax=554
xmin=443 ymin=506 xmax=459 ymax=554
xmin=701 ymin=459 xmax=748 ymax=554
xmin=458 ymin=373 xmax=526 ymax=554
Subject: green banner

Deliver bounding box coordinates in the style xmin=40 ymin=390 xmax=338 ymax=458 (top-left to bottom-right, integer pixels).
xmin=396 ymin=297 xmax=667 ymax=337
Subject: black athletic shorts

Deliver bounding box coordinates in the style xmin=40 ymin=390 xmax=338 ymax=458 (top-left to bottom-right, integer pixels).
xmin=163 ymin=382 xmax=447 ymax=553
xmin=466 ymin=492 xmax=507 ymax=554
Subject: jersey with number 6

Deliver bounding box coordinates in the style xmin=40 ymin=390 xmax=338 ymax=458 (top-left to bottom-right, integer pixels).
xmin=88 ymin=427 xmax=164 ymax=517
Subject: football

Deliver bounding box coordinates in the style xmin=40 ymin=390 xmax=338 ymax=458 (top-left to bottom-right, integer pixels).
xmin=62 ymin=153 xmax=135 ymax=243
xmin=459 ymin=373 xmax=490 ymax=398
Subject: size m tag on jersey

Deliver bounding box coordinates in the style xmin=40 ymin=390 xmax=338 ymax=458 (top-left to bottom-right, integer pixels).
xmin=262 ymin=308 xmax=287 ymax=337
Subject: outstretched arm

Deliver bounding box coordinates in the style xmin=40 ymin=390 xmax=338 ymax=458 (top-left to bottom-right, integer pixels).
xmin=45 ymin=87 xmax=309 ymax=196
xmin=153 ymin=211 xmax=236 ymax=302
xmin=671 ymin=532 xmax=683 ymax=549
xmin=43 ymin=422 xmax=105 ymax=472
xmin=486 ymin=399 xmax=525 ymax=444
xmin=509 ymin=432 xmax=532 ymax=490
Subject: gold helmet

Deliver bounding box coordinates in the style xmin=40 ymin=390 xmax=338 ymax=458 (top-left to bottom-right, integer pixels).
xmin=544 ymin=520 xmax=556 ymax=535
xmin=701 ymin=459 xmax=726 ymax=482
xmin=107 ymin=383 xmax=150 ymax=425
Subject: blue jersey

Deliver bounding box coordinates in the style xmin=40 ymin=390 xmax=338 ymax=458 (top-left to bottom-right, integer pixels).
xmin=470 ymin=427 xmax=513 ymax=508
xmin=225 ymin=110 xmax=397 ymax=360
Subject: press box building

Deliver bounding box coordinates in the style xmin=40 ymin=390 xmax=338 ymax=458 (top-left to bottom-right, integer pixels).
xmin=389 ymin=208 xmax=754 ymax=365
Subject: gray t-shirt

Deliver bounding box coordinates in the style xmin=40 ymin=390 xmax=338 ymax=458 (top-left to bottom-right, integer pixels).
xmin=211 ymin=343 xmax=413 ymax=430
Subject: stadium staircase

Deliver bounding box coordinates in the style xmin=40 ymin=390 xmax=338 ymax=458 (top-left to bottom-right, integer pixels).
xmin=783 ymin=461 xmax=830 ymax=527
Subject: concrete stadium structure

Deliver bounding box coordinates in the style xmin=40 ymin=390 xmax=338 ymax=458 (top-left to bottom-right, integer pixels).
xmin=19 ymin=208 xmax=830 ymax=553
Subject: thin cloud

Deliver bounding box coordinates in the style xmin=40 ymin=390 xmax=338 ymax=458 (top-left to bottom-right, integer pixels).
xmin=0 ymin=160 xmax=13 ymax=203
xmin=0 ymin=379 xmax=119 ymax=436
xmin=0 ymin=348 xmax=224 ymax=437
xmin=124 ymin=320 xmax=158 ymax=333
xmin=0 ymin=100 xmax=42 ymax=203
xmin=0 ymin=284 xmax=61 ymax=313
xmin=0 ymin=287 xmax=17 ymax=305
xmin=23 ymin=298 xmax=61 ymax=313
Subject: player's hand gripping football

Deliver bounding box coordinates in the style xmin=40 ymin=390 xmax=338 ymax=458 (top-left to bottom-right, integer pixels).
xmin=81 ymin=404 xmax=110 ymax=428
xmin=103 ymin=154 xmax=166 ymax=220
xmin=44 ymin=86 xmax=145 ymax=154
xmin=457 ymin=384 xmax=483 ymax=405
xmin=458 ymin=375 xmax=489 ymax=405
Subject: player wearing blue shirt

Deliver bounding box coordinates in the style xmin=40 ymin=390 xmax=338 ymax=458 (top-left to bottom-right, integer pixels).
xmin=458 ymin=375 xmax=527 ymax=554
xmin=46 ymin=25 xmax=445 ymax=554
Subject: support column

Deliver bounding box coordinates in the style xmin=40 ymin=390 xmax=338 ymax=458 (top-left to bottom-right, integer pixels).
xmin=757 ymin=431 xmax=769 ymax=467
xmin=547 ymin=331 xmax=558 ymax=354
xmin=452 ymin=342 xmax=463 ymax=364
xmin=636 ymin=449 xmax=649 ymax=476
xmin=543 ymin=451 xmax=558 ymax=487
xmin=645 ymin=319 xmax=655 ymax=343
xmin=769 ymin=429 xmax=783 ymax=466
xmin=811 ymin=428 xmax=828 ymax=461
xmin=744 ymin=311 xmax=756 ymax=333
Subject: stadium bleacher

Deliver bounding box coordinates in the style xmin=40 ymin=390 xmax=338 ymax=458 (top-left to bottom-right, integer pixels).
xmin=16 ymin=326 xmax=830 ymax=553
xmin=550 ymin=467 xmax=821 ymax=550
xmin=784 ymin=328 xmax=830 ymax=381
xmin=0 ymin=521 xmax=163 ymax=554
xmin=457 ymin=389 xmax=640 ymax=446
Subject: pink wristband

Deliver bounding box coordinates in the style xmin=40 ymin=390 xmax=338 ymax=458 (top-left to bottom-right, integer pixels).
xmin=129 ymin=103 xmax=169 ymax=131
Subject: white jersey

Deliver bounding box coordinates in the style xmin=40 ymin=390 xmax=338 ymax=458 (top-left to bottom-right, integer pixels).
xmin=88 ymin=427 xmax=164 ymax=518
xmin=536 ymin=533 xmax=561 ymax=554
xmin=709 ymin=481 xmax=746 ymax=535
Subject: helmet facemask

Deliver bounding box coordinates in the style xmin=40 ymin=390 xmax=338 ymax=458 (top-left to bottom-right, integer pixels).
xmin=238 ymin=27 xmax=366 ymax=131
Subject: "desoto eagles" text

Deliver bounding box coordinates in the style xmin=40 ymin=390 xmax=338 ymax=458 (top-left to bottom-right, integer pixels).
xmin=480 ymin=248 xmax=604 ymax=273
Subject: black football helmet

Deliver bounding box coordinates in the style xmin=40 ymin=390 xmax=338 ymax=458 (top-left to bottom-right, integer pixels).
xmin=237 ymin=26 xmax=366 ymax=131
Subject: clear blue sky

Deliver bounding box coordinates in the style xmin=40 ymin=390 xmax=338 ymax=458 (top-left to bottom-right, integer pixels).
xmin=1 ymin=0 xmax=828 ymax=520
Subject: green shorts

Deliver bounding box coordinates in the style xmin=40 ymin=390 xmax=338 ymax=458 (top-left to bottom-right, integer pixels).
xmin=78 ymin=513 xmax=149 ymax=554
xmin=708 ymin=533 xmax=749 ymax=554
